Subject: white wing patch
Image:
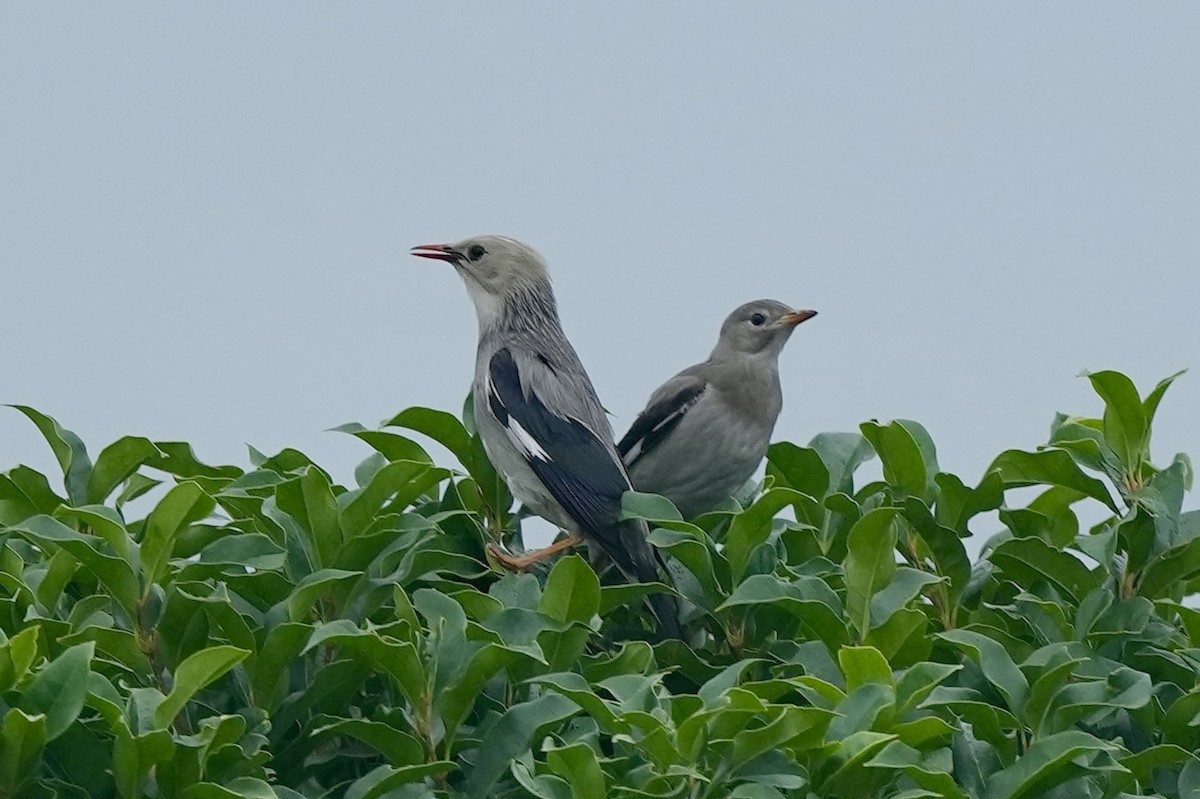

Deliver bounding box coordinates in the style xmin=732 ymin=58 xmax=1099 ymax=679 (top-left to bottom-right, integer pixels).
xmin=485 ymin=368 xmax=551 ymax=462
xmin=650 ymin=408 xmax=684 ymax=433
xmin=508 ymin=418 xmax=552 ymax=462
xmin=648 ymin=389 xmax=704 ymax=437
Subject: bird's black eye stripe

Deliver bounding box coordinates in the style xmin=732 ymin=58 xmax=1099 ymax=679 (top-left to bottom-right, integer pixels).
xmin=467 ymin=244 xmax=487 ymax=261
xmin=750 ymin=312 xmax=767 ymax=326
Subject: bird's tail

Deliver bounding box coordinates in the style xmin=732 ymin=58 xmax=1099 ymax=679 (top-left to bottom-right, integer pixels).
xmin=648 ymin=591 xmax=682 ymax=639
xmin=611 ymin=519 xmax=682 ymax=638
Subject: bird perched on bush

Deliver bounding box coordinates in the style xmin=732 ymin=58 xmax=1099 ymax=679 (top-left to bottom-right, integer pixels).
xmin=412 ymin=235 xmax=679 ymax=635
xmin=618 ymin=300 xmax=816 ymax=519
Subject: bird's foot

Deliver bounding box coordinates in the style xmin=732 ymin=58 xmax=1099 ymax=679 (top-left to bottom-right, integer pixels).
xmin=487 ymin=531 xmax=585 ymax=571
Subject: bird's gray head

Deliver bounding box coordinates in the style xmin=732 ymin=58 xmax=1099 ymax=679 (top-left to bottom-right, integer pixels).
xmin=711 ymin=299 xmax=817 ymax=360
xmin=411 ymin=235 xmax=555 ymax=330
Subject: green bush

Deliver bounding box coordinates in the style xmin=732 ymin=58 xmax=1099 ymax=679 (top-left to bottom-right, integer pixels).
xmin=1 ymin=369 xmax=1197 ymax=798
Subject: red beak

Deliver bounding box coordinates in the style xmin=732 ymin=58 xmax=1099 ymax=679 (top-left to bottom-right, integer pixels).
xmin=410 ymin=243 xmax=460 ymax=263
xmin=778 ymin=309 xmax=818 ymax=326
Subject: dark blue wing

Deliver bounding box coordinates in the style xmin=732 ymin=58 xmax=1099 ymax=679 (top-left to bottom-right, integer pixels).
xmin=487 ymin=348 xmax=629 ymax=540
xmin=617 ymin=380 xmax=707 ymax=468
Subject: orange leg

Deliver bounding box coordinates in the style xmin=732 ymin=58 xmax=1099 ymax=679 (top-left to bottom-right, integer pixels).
xmin=488 ymin=531 xmax=586 ymax=571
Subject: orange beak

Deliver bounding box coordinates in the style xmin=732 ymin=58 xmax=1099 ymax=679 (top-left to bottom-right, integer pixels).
xmin=777 ymin=309 xmax=818 ymax=326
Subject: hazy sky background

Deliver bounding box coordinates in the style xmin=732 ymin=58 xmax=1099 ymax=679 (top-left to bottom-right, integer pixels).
xmin=3 ymin=5 xmax=1198 ymax=544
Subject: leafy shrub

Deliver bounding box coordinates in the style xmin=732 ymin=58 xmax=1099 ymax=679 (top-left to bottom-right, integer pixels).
xmin=0 ymin=369 xmax=1197 ymax=798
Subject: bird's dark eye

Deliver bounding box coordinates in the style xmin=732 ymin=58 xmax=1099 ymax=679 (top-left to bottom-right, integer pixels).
xmin=467 ymin=244 xmax=487 ymax=261
xmin=750 ymin=312 xmax=767 ymax=326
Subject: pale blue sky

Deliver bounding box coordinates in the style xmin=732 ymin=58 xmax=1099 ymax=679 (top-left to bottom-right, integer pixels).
xmin=2 ymin=5 xmax=1197 ymax=530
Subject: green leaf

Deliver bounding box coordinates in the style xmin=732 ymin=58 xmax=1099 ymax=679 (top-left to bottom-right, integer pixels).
xmin=620 ymin=490 xmax=683 ymax=523
xmin=819 ymin=729 xmax=897 ymax=794
xmin=696 ymin=659 xmax=759 ymax=707
xmin=36 ymin=547 xmax=79 ymax=610
xmin=1048 ymin=666 xmax=1151 ymax=732
xmin=767 ymin=442 xmax=830 ymax=503
xmin=987 ymin=449 xmax=1118 ymax=511
xmin=1136 ymin=452 xmax=1191 ymax=522
xmin=545 ymin=742 xmax=606 ymax=799
xmin=1086 ymin=370 xmax=1148 ymax=473
xmin=716 ymin=574 xmax=846 ymax=649
xmin=864 ymin=607 xmax=930 ymax=665
xmin=1142 ymin=369 xmax=1186 ymax=430
xmin=1138 ymin=537 xmax=1200 ymax=599
xmin=286 ymin=568 xmax=360 ymax=622
xmin=414 ymin=589 xmax=472 ymax=691
xmin=646 ymin=527 xmax=721 ymax=608
xmin=0 ymin=708 xmax=47 ymax=792
xmin=334 ymin=425 xmax=435 ymax=465
xmin=385 ymin=406 xmax=475 ymax=470
xmin=726 ymin=487 xmax=813 ymax=581
xmin=539 ymin=555 xmax=600 ymax=625
xmin=440 ymin=644 xmax=524 ymax=747
xmin=182 ymin=778 xmax=286 ymax=799
xmin=530 ymin=672 xmax=623 ymax=732
xmin=0 ymin=627 xmax=41 ymax=694
xmin=903 ymin=498 xmax=970 ymax=604
xmin=86 ymin=436 xmax=162 ymax=505
xmin=839 ymin=646 xmax=893 ymax=690
xmin=248 ymin=622 xmax=310 ymax=709
xmin=1026 ymin=486 xmax=1086 ymax=548
xmin=937 ymin=629 xmax=1028 ymax=713
xmin=140 ymin=481 xmax=216 ymax=588
xmin=311 ymin=717 xmax=425 ymax=764
xmin=276 ymin=467 xmax=341 ymax=570
xmin=116 ymin=472 xmax=163 ymax=509
xmin=866 ymin=741 xmax=967 ymax=799
xmin=1048 ymin=416 xmax=1118 ymax=475
xmin=1113 ymin=743 xmax=1194 ymax=794
xmin=1022 ymin=656 xmax=1081 ymax=737
xmin=895 ymin=662 xmax=962 ymax=716
xmin=56 ymin=504 xmax=132 ymax=560
xmin=9 ymin=405 xmax=93 ymax=506
xmin=303 ymin=620 xmax=425 ymax=707
xmin=339 ymin=460 xmax=449 ymax=538
xmin=154 ymin=645 xmax=249 ymax=729
xmin=0 ymin=465 xmax=65 ymax=522
xmin=343 ymin=763 xmax=456 ymax=799
xmin=145 ymin=442 xmax=242 ymax=480
xmin=982 ymin=729 xmax=1117 ymax=799
xmin=731 ymin=706 xmax=832 ymax=770
xmin=868 ymin=566 xmax=943 ymax=629
xmin=18 ymin=642 xmax=93 ymax=742
xmin=466 ymin=693 xmax=579 ymax=799
xmin=197 ymin=533 xmax=286 ymax=571
xmin=8 ymin=515 xmax=140 ymax=615
xmin=844 ymin=508 xmax=899 ymax=636
xmin=808 ymin=431 xmax=876 ymax=496
xmin=861 ymin=419 xmax=937 ymax=501
xmin=988 ymin=537 xmax=1097 ymax=603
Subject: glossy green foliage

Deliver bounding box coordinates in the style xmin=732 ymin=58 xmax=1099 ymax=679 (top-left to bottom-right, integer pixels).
xmin=0 ymin=370 xmax=1197 ymax=798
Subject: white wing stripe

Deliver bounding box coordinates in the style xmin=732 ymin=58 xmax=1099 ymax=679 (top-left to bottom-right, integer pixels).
xmin=507 ymin=418 xmax=552 ymax=462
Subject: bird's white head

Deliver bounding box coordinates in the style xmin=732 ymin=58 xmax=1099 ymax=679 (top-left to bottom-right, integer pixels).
xmin=712 ymin=299 xmax=817 ymax=360
xmin=412 ymin=235 xmax=554 ymax=330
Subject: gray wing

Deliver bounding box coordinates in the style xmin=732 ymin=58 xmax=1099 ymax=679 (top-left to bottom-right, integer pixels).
xmin=618 ymin=372 xmax=708 ymax=469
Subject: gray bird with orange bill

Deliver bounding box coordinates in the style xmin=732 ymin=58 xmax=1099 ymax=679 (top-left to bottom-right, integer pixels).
xmin=412 ymin=235 xmax=680 ymax=636
xmin=618 ymin=300 xmax=817 ymax=519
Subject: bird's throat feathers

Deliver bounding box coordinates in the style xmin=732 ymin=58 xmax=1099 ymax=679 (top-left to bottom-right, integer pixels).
xmin=466 ymin=272 xmax=562 ymax=336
